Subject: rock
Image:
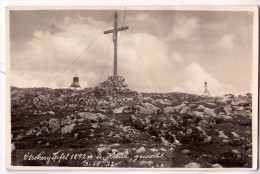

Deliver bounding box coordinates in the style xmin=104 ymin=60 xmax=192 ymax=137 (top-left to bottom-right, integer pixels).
xmin=219 ymin=94 xmax=235 ymax=103
xmin=193 ymin=111 xmax=204 ymax=118
xmin=197 ymin=105 xmax=216 ymax=117
xmin=94 ymin=76 xmax=135 ymax=97
xmin=60 ymin=123 xmax=75 ymax=134
xmin=97 ymin=146 xmax=112 ymax=154
xmin=48 ymin=111 xmax=55 ymax=115
xmin=198 ymin=119 xmax=210 ymax=131
xmin=144 ymin=117 xmax=151 ymax=125
xmin=150 ymin=148 xmax=159 ymax=152
xmin=170 ymin=117 xmax=178 ymax=127
xmin=61 ymin=117 xmax=73 ymax=126
xmin=186 ymin=128 xmax=193 ymax=135
xmin=161 ymin=137 xmax=171 ymax=145
xmin=68 ymin=104 xmax=77 ymax=109
xmin=224 ymin=105 xmax=233 ymax=115
xmin=173 ymin=104 xmax=186 ymax=111
xmin=131 ymin=115 xmax=145 ymax=130
xmin=182 ymin=149 xmax=190 ymax=154
xmin=179 ymin=106 xmax=190 ymax=115
xmin=26 ymin=129 xmax=37 ymax=136
xmin=113 ymin=107 xmax=126 ymax=114
xmin=136 ymin=102 xmax=159 ymax=114
xmin=231 ymin=132 xmax=240 ymax=139
xmin=203 ymin=136 xmax=211 ymax=143
xmin=139 ymin=160 xmax=153 ymax=167
xmin=74 ymin=133 xmax=79 ymax=138
xmin=232 ymin=149 xmax=240 ymax=155
xmin=164 ymin=106 xmax=176 ymax=114
xmin=246 ymin=149 xmax=252 ymax=155
xmin=11 ymin=143 xmax=15 ymax=152
xmin=212 ymin=163 xmax=223 ymax=168
xmin=218 ymin=131 xmax=229 ymax=139
xmin=184 ymin=162 xmax=201 ymax=168
xmin=15 ymin=134 xmax=23 ymax=141
xmin=136 ymin=147 xmax=146 ymax=154
xmin=196 ymin=126 xmax=210 ymax=142
xmin=156 ymin=99 xmax=171 ymax=105
xmin=49 ymin=118 xmax=60 ymax=133
xmin=223 ymin=139 xmax=229 ymax=143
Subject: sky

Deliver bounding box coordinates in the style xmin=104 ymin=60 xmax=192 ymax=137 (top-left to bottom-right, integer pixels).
xmin=10 ymin=9 xmax=254 ymax=96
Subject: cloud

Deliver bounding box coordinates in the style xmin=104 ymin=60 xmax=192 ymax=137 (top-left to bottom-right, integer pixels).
xmin=170 ymin=52 xmax=183 ymax=64
xmin=127 ymin=12 xmax=155 ymax=23
xmin=218 ymin=34 xmax=235 ymax=49
xmin=172 ymin=62 xmax=243 ymax=96
xmin=117 ymin=32 xmax=180 ymax=92
xmin=10 ymin=11 xmax=252 ymax=95
xmin=166 ymin=15 xmax=200 ymax=41
xmin=11 ymin=71 xmax=46 ymax=88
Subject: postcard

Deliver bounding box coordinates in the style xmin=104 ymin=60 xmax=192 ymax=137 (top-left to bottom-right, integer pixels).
xmin=5 ymin=6 xmax=259 ymax=170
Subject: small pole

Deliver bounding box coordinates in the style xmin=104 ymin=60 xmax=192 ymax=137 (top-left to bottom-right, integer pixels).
xmin=113 ymin=12 xmax=118 ymax=76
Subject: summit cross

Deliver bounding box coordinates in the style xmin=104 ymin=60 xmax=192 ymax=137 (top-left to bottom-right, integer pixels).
xmin=104 ymin=12 xmax=129 ymax=76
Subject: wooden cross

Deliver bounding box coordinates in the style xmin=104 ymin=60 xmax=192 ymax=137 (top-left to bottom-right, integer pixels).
xmin=104 ymin=12 xmax=129 ymax=76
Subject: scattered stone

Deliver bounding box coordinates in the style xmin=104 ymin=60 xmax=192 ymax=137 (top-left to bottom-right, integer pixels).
xmin=179 ymin=106 xmax=190 ymax=115
xmin=113 ymin=107 xmax=126 ymax=114
xmin=231 ymin=132 xmax=240 ymax=138
xmin=136 ymin=102 xmax=159 ymax=114
xmin=60 ymin=123 xmax=75 ymax=134
xmin=218 ymin=131 xmax=229 ymax=139
xmin=186 ymin=128 xmax=193 ymax=135
xmin=11 ymin=143 xmax=15 ymax=152
xmin=150 ymin=148 xmax=158 ymax=152
xmin=139 ymin=160 xmax=153 ymax=167
xmin=49 ymin=118 xmax=60 ymax=133
xmin=184 ymin=162 xmax=201 ymax=168
xmin=212 ymin=163 xmax=223 ymax=168
xmin=48 ymin=111 xmax=55 ymax=115
xmin=232 ymin=149 xmax=240 ymax=155
xmin=161 ymin=137 xmax=171 ymax=145
xmin=74 ymin=133 xmax=79 ymax=138
xmin=182 ymin=149 xmax=190 ymax=154
xmin=136 ymin=147 xmax=146 ymax=154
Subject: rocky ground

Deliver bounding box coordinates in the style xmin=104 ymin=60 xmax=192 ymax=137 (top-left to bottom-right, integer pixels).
xmin=10 ymin=76 xmax=252 ymax=168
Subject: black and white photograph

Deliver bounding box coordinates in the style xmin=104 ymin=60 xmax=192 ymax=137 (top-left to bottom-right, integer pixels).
xmin=6 ymin=6 xmax=258 ymax=169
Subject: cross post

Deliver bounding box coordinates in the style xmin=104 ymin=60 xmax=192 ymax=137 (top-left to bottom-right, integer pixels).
xmin=104 ymin=12 xmax=129 ymax=76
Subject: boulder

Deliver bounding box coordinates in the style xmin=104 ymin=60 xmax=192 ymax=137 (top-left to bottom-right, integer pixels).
xmin=49 ymin=118 xmax=60 ymax=133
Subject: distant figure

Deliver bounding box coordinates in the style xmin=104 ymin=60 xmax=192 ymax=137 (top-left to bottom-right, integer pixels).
xmin=203 ymin=81 xmax=210 ymax=96
xmin=70 ymin=75 xmax=81 ymax=90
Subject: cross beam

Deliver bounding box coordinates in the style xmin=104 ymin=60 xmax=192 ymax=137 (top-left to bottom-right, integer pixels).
xmin=104 ymin=12 xmax=129 ymax=76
